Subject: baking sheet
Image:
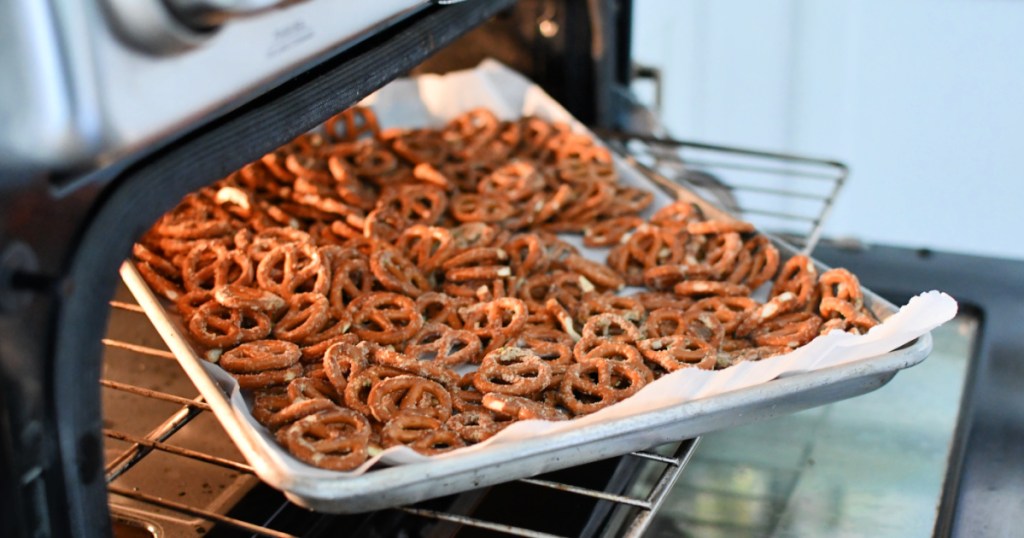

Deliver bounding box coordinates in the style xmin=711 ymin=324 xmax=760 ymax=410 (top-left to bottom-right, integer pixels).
xmin=122 ymin=59 xmax=957 ymax=507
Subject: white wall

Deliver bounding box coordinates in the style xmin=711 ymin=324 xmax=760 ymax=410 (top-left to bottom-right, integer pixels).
xmin=632 ymin=0 xmax=1024 ymax=261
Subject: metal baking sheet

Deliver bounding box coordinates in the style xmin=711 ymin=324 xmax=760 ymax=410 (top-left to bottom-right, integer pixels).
xmin=121 ymin=60 xmax=954 ymax=513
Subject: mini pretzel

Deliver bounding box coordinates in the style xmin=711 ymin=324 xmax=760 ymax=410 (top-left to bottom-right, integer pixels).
xmin=640 ymin=307 xmax=692 ymax=338
xmin=370 ymin=246 xmax=431 ymax=297
xmin=580 ymin=342 xmax=653 ymax=382
xmin=347 ymin=292 xmax=423 ymax=345
xmin=515 ymin=327 xmax=575 ymax=373
xmin=651 ymin=201 xmax=700 ymax=228
xmin=478 ymin=161 xmax=545 ymax=202
xmin=342 ymin=365 xmax=408 ymax=416
xmin=405 ymin=323 xmax=483 ymax=367
xmin=445 ymin=409 xmax=507 ymax=442
xmin=213 ymin=285 xmax=286 ymax=312
xmin=637 ymin=336 xmax=716 ymax=372
xmin=583 ymin=216 xmax=643 ymax=247
xmin=273 ymin=292 xmax=329 ymax=342
xmin=685 ymin=296 xmax=758 ymax=334
xmin=256 ymin=242 xmax=329 ymax=298
xmin=378 ymin=183 xmax=448 ymax=226
xmin=503 ymin=233 xmax=548 ymax=277
xmin=265 ymin=397 xmax=337 ymax=430
xmin=673 ymin=280 xmax=750 ymax=298
xmin=818 ymin=268 xmax=864 ymax=308
xmin=750 ymin=312 xmax=823 ymax=348
xmin=442 ymin=247 xmax=511 ymax=283
xmin=727 ymin=235 xmax=779 ymax=290
xmin=734 ymin=291 xmax=800 ymax=338
xmin=481 ymin=393 xmax=568 ymax=421
xmin=324 ymin=106 xmax=380 ymax=142
xmin=367 ymin=375 xmax=453 ymax=423
xmin=686 ymin=219 xmax=755 ymax=235
xmin=328 ymin=257 xmax=374 ymax=319
xmin=580 ymin=313 xmax=642 ymax=344
xmin=187 ymin=301 xmax=245 ymax=348
xmin=220 ymin=339 xmax=301 ymax=373
xmin=770 ymin=255 xmax=819 ymax=308
xmin=284 ymin=409 xmax=371 ymax=471
xmin=564 ymin=254 xmax=625 ymax=291
xmin=450 ymin=193 xmax=515 ymax=223
xmin=414 ymin=292 xmax=465 ymax=329
xmin=234 ymin=363 xmax=304 ymax=390
xmin=473 ymin=347 xmax=553 ymax=396
xmin=576 ymin=293 xmax=645 ymax=324
xmin=395 ymin=225 xmax=455 ymax=273
xmin=460 ymin=297 xmax=528 ymax=351
xmin=322 ymin=342 xmax=368 ymax=395
xmin=559 ymin=358 xmax=648 ymax=416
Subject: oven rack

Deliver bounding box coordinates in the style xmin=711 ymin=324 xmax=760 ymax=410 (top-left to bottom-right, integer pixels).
xmin=600 ymin=131 xmax=848 ymax=255
xmin=101 ymin=298 xmax=698 ymax=538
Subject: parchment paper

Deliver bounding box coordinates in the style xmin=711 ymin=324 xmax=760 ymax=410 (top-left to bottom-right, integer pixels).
xmin=125 ymin=59 xmax=958 ymax=480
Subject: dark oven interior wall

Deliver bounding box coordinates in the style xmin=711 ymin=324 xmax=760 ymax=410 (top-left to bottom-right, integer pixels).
xmin=1 ymin=2 xmax=532 ymax=535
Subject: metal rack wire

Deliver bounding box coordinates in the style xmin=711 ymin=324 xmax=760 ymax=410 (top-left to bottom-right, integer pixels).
xmin=101 ymin=297 xmax=699 ymax=538
xmin=600 ymin=131 xmax=848 ymax=255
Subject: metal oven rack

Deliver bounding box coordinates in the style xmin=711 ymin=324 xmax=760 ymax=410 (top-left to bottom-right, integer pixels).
xmin=100 ymin=136 xmax=845 ymax=537
xmin=101 ymin=295 xmax=699 ymax=538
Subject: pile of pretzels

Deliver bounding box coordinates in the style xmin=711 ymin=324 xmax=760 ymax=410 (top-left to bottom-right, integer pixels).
xmin=133 ymin=107 xmax=878 ymax=471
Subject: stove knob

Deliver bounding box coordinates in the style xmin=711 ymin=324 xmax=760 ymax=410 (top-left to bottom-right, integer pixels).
xmin=103 ymin=0 xmax=304 ymax=55
xmin=164 ymin=0 xmax=306 ymax=30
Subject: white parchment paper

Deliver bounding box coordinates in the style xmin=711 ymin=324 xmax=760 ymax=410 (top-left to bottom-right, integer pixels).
xmin=126 ymin=60 xmax=959 ymax=481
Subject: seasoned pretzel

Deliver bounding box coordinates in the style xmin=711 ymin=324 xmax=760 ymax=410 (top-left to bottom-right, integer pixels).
xmin=583 ymin=216 xmax=643 ymax=247
xmin=367 ymin=375 xmax=453 ymax=423
xmin=414 ymin=292 xmax=466 ymax=329
xmin=473 ymin=347 xmax=553 ymax=396
xmin=342 ymin=365 xmax=408 ymax=416
xmin=564 ymin=254 xmax=625 ymax=291
xmin=727 ymin=235 xmax=779 ymax=290
xmin=370 ymin=246 xmax=431 ymax=297
xmin=460 ymin=297 xmax=528 ymax=351
xmin=322 ymin=342 xmax=368 ymax=395
xmin=481 ymin=393 xmax=568 ymax=421
xmin=405 ymin=323 xmax=483 ymax=367
xmin=580 ymin=342 xmax=653 ymax=382
xmin=328 ymin=257 xmax=374 ymax=319
xmin=637 ymin=336 xmax=716 ymax=372
xmin=580 ymin=313 xmax=642 ymax=344
xmin=770 ymin=255 xmax=819 ymax=308
xmin=347 ymin=292 xmax=423 ymax=345
xmin=445 ymin=409 xmax=507 ymax=442
xmin=273 ymin=292 xmax=329 ymax=342
xmin=213 ymin=285 xmax=285 ymax=312
xmin=559 ymin=358 xmax=648 ymax=416
xmin=395 ymin=225 xmax=455 ymax=273
xmin=221 ymin=339 xmax=301 ymax=374
xmin=750 ymin=312 xmax=823 ymax=348
xmin=187 ymin=301 xmax=245 ymax=348
xmin=256 ymin=242 xmax=329 ymax=298
xmin=673 ymin=280 xmax=750 ymax=298
xmin=450 ymin=193 xmax=515 ymax=223
xmin=284 ymin=409 xmax=371 ymax=471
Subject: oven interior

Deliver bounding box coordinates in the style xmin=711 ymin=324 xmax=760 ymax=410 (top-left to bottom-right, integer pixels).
xmin=2 ymin=1 xmax=1020 ymax=536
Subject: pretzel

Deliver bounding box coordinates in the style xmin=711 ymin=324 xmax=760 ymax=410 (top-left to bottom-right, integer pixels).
xmin=651 ymin=201 xmax=700 ymax=228
xmin=559 ymin=359 xmax=648 ymax=416
xmin=407 ymin=325 xmax=483 ymax=367
xmin=580 ymin=342 xmax=653 ymax=383
xmin=750 ymin=312 xmax=823 ymax=348
xmin=582 ymin=216 xmax=643 ymax=247
xmin=367 ymin=375 xmax=453 ymax=423
xmin=685 ymin=296 xmax=758 ymax=334
xmin=322 ymin=342 xmax=368 ymax=395
xmin=504 ymin=233 xmax=548 ymax=277
xmin=369 ymin=246 xmax=431 ymax=297
xmin=727 ymin=235 xmax=779 ymax=290
xmin=347 ymin=292 xmax=423 ymax=345
xmin=445 ymin=409 xmax=508 ymax=442
xmin=256 ymin=242 xmax=329 ymax=298
xmin=563 ymin=254 xmax=625 ymax=291
xmin=324 ymin=106 xmax=379 ymax=142
xmin=442 ymin=247 xmax=511 ymax=283
xmin=395 ymin=225 xmax=455 ymax=273
xmin=770 ymin=255 xmax=819 ymax=309
xmin=342 ymin=365 xmax=408 ymax=416
xmin=473 ymin=347 xmax=553 ymax=396
xmin=273 ymin=292 xmax=329 ymax=342
xmin=640 ymin=307 xmax=691 ymax=339
xmin=576 ymin=293 xmax=645 ymax=324
xmin=450 ymin=193 xmax=515 ymax=223
xmin=637 ymin=336 xmax=716 ymax=372
xmin=580 ymin=313 xmax=642 ymax=344
xmin=187 ymin=302 xmax=246 ymax=348
xmin=481 ymin=393 xmax=569 ymax=421
xmin=673 ymin=280 xmax=750 ymax=298
xmin=478 ymin=161 xmax=545 ymax=202
xmin=414 ymin=292 xmax=465 ymax=329
xmin=328 ymin=257 xmax=374 ymax=319
xmin=220 ymin=339 xmax=301 ymax=373
xmin=213 ymin=285 xmax=285 ymax=312
xmin=234 ymin=363 xmax=304 ymax=390
xmin=284 ymin=409 xmax=371 ymax=471
xmin=460 ymin=297 xmax=528 ymax=351
xmin=265 ymin=397 xmax=337 ymax=430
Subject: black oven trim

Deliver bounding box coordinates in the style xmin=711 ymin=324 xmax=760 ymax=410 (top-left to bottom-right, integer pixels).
xmin=3 ymin=2 xmax=517 ymax=535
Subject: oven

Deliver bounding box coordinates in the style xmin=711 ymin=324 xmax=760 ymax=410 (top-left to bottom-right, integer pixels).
xmin=1 ymin=1 xmax=1020 ymax=537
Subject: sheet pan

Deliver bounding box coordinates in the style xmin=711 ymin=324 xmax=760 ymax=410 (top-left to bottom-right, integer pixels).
xmin=121 ymin=60 xmax=956 ymax=513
